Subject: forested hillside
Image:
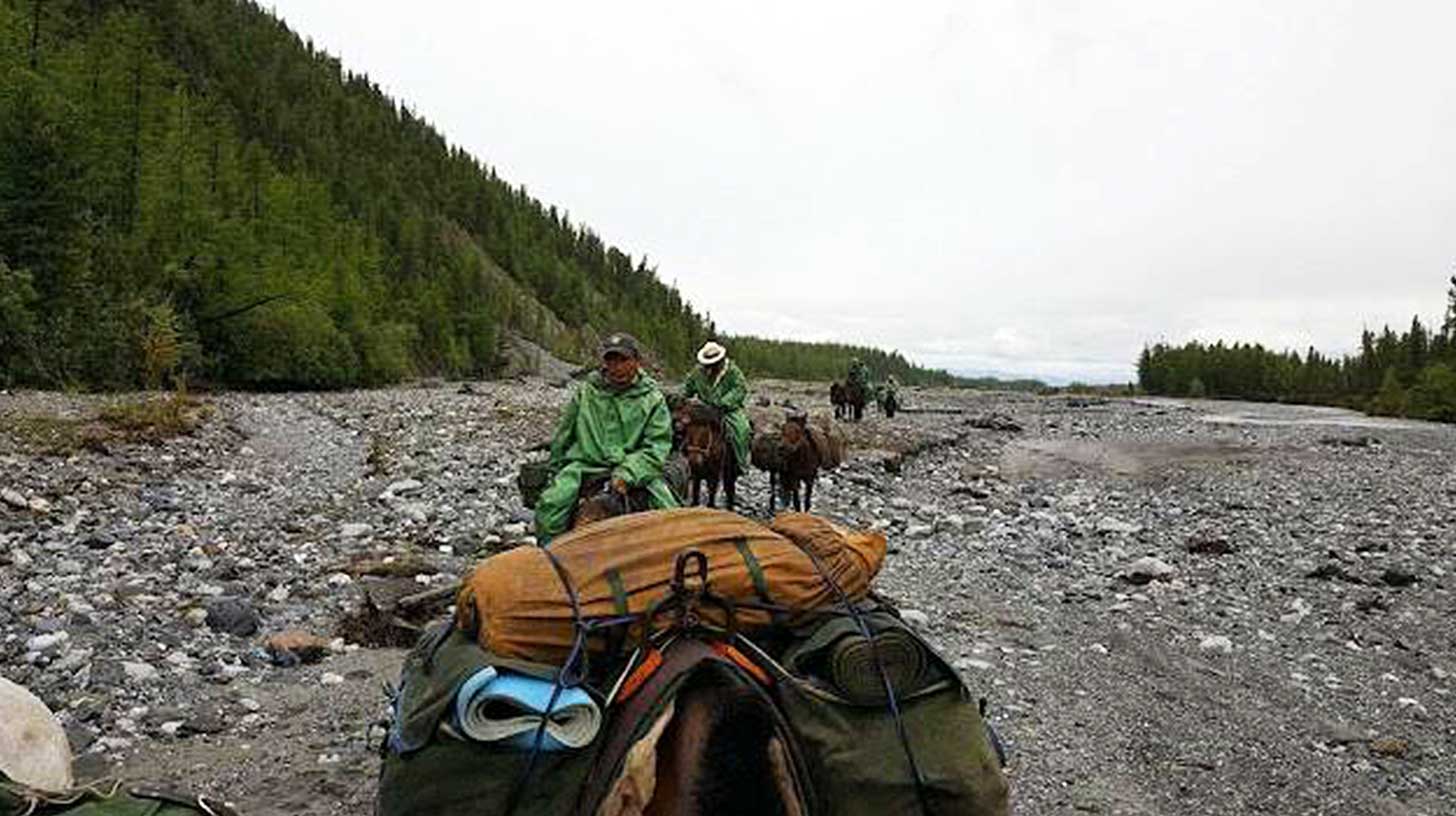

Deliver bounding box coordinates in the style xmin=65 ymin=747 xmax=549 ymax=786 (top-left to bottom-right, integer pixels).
xmin=1138 ymin=278 xmax=1456 ymax=422
xmin=0 ymin=0 xmax=716 ymax=388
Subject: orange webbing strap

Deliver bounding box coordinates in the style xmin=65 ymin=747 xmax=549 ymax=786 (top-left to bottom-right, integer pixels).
xmin=710 ymin=640 xmax=772 ymax=686
xmin=613 ymin=647 xmax=665 ymax=704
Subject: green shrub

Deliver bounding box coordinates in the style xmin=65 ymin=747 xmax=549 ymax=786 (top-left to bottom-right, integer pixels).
xmin=221 ymin=300 xmax=359 ymax=389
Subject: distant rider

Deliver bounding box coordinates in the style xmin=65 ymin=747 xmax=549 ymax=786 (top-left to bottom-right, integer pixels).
xmin=847 ymin=357 xmax=871 ymax=391
xmin=534 ymin=333 xmax=678 ymax=542
xmin=681 ymin=341 xmax=751 ymax=475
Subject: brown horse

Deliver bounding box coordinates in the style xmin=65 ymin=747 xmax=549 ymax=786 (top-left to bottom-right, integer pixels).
xmin=778 ymin=413 xmax=822 ymax=511
xmin=751 ymin=413 xmax=822 ymax=514
xmin=569 ymin=453 xmax=691 ymax=531
xmin=829 ymin=382 xmax=849 ymax=420
xmin=843 ymin=382 xmax=868 ymax=422
xmin=674 ymin=399 xmax=738 ymax=510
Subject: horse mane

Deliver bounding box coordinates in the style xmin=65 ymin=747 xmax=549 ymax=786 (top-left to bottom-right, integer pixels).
xmin=681 ymin=399 xmax=723 ymax=426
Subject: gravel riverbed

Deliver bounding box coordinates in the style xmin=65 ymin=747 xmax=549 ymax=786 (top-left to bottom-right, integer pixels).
xmin=2 ymin=381 xmax=1453 ymax=815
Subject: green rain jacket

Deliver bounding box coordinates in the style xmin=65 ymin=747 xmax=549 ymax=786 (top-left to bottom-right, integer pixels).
xmin=534 ymin=370 xmax=678 ymax=540
xmin=848 ymin=359 xmax=871 ymax=389
xmin=682 ymin=359 xmax=752 ymax=471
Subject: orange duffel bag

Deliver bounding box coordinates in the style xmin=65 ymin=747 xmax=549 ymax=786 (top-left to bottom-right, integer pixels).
xmin=454 ymin=508 xmax=886 ymax=664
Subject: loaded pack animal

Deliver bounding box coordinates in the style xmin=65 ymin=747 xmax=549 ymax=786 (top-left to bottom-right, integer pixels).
xmin=829 ymin=381 xmax=849 ymax=420
xmin=672 ymin=398 xmax=739 ymax=510
xmin=879 ymin=386 xmax=899 ymax=418
xmin=751 ymin=412 xmax=823 ymax=514
xmin=844 ymin=381 xmax=868 ymax=422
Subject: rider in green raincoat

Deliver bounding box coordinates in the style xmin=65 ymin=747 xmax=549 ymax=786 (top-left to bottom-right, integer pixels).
xmin=682 ymin=341 xmax=751 ymax=473
xmin=535 ymin=333 xmax=678 ymax=542
xmin=847 ymin=357 xmax=871 ymax=391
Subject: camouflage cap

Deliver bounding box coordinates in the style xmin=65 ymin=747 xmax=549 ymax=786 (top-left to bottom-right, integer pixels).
xmin=600 ymin=332 xmax=640 ymax=359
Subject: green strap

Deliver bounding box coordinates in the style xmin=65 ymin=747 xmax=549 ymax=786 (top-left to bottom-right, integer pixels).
xmin=606 ymin=568 xmax=629 ymax=616
xmin=733 ymin=537 xmax=773 ymax=606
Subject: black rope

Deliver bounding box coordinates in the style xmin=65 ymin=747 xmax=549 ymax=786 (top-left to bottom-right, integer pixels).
xmin=794 ymin=544 xmax=934 ymax=816
xmin=502 ymin=545 xmax=589 ymax=816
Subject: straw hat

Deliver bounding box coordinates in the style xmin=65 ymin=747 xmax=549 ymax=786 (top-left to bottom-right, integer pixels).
xmin=0 ymin=676 xmax=73 ymax=792
xmin=696 ymin=341 xmax=727 ymax=366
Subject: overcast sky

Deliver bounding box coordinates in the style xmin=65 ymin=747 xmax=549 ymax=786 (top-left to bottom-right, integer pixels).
xmin=269 ymin=1 xmax=1456 ymax=382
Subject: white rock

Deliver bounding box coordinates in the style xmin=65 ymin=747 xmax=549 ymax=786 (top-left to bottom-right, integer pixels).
xmin=1087 ymin=643 xmax=1109 ymax=655
xmin=340 ymin=523 xmax=373 ymax=539
xmin=1098 ymin=517 xmax=1143 ymax=535
xmin=326 ymin=572 xmax=353 ymax=587
xmin=905 ymin=524 xmax=933 ymax=539
xmin=384 ymin=479 xmax=424 ymax=497
xmin=122 ymin=662 xmax=160 ymax=683
xmin=954 ymin=658 xmax=994 ymax=671
xmin=1199 ymin=635 xmax=1234 ymax=654
xmin=159 ymin=721 xmax=185 ymax=737
xmin=320 ymin=672 xmax=345 ymax=686
xmin=26 ymin=632 xmax=69 ymax=654
xmin=900 ymin=609 xmax=931 ymax=628
xmin=27 ymin=497 xmax=51 ymax=514
xmin=10 ymin=548 xmax=32 ymax=568
xmin=237 ymin=698 xmax=262 ymax=713
xmin=267 ymin=585 xmax=290 ymax=603
xmin=1124 ymin=556 xmax=1176 ymax=583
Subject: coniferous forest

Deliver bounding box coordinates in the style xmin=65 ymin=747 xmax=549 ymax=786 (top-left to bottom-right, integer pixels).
xmin=1137 ymin=278 xmax=1456 ymax=422
xmin=1 ymin=0 xmax=728 ymax=389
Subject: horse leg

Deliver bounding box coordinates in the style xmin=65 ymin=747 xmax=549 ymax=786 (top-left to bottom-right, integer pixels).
xmin=707 ymin=475 xmax=719 ymax=509
xmin=692 ymin=476 xmax=701 ymax=507
xmin=725 ymin=466 xmax=736 ymax=511
xmin=804 ymin=476 xmax=814 ymax=513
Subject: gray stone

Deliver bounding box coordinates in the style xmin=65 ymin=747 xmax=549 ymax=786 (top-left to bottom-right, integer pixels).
xmin=340 ymin=522 xmax=373 ymax=538
xmin=1123 ymin=556 xmax=1176 ymax=585
xmin=205 ymin=597 xmax=260 ymax=637
xmin=1 ymin=488 xmax=26 ymax=509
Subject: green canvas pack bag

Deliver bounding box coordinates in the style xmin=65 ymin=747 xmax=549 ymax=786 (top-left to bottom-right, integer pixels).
xmin=376 ymin=625 xmax=601 ymax=816
xmin=768 ymin=610 xmax=1010 ymax=816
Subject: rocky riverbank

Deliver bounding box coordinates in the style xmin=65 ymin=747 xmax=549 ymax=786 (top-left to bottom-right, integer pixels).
xmin=2 ymin=382 xmax=1452 ymax=814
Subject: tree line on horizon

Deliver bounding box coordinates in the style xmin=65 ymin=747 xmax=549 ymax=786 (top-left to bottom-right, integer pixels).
xmin=716 ymin=336 xmax=979 ymax=387
xmin=1137 ymin=277 xmax=1456 ymax=422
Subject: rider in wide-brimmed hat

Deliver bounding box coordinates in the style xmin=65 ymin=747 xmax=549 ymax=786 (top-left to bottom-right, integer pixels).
xmin=682 ymin=341 xmax=752 ymax=473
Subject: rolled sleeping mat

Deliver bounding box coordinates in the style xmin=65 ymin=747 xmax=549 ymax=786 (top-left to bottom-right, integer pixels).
xmin=826 ymin=625 xmax=931 ymax=705
xmin=452 ymin=667 xmax=602 ymax=751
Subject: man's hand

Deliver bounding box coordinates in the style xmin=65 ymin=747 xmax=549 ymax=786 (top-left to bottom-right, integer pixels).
xmin=611 ymin=477 xmax=629 ymax=495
